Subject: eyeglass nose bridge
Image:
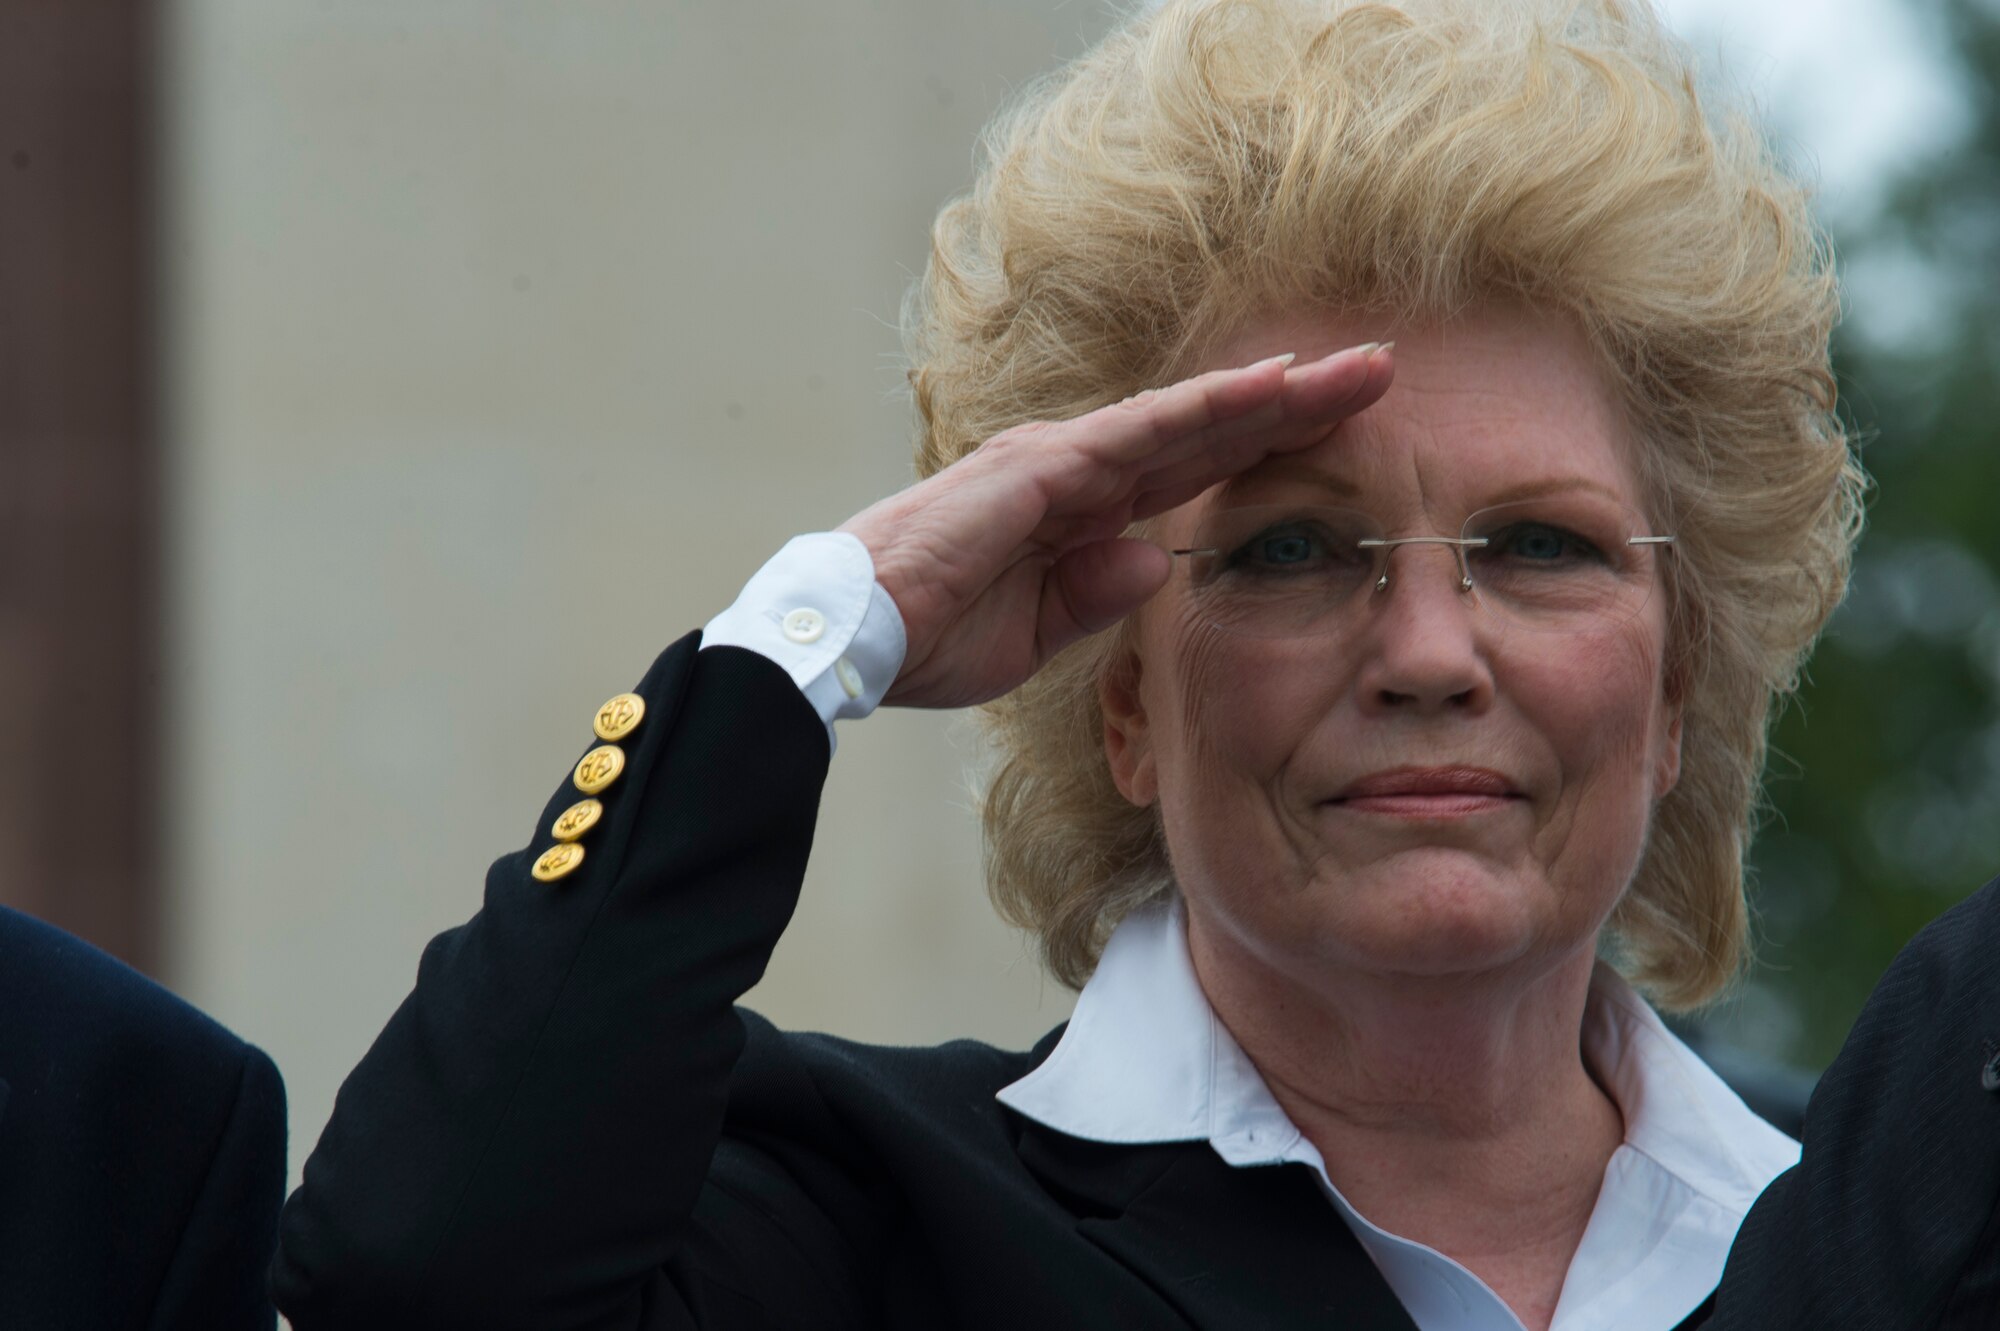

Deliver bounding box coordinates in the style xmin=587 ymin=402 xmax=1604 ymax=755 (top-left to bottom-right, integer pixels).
xmin=1356 ymin=534 xmax=1492 ymax=594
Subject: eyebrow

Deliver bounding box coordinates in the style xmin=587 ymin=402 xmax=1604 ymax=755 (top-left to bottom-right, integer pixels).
xmin=1218 ymin=468 xmax=1361 ymax=503
xmin=1221 ymin=465 xmax=1631 ymax=508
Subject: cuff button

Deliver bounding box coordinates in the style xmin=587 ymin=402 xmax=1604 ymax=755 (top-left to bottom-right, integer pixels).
xmin=835 ymin=656 xmax=864 ymax=699
xmin=594 ymin=692 xmax=646 ymax=741
xmin=574 ymin=744 xmax=626 ymax=794
xmin=552 ymin=798 xmax=603 ymax=842
xmin=782 ymin=607 xmax=826 ymax=643
xmin=532 ymin=842 xmax=586 ymax=882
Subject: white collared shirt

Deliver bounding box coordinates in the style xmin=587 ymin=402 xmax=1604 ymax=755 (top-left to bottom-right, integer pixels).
xmin=701 ymin=532 xmax=907 ymax=753
xmin=997 ymin=902 xmax=1801 ymax=1331
xmin=706 ymin=536 xmax=1801 ymax=1331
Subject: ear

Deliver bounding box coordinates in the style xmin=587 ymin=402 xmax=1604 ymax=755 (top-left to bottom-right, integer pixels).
xmin=1653 ymin=693 xmax=1684 ymax=800
xmin=1100 ymin=646 xmax=1158 ymax=807
xmin=1654 ymin=602 xmax=1696 ymax=801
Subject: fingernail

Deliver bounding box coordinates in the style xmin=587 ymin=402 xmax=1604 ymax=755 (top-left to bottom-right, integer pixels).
xmin=1375 ymin=341 xmax=1396 ymax=356
xmin=1249 ymin=352 xmax=1297 ymax=370
xmin=1314 ymin=341 xmax=1378 ymax=362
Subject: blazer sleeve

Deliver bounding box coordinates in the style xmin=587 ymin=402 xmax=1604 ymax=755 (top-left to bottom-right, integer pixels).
xmin=152 ymin=1043 xmax=288 ymax=1331
xmin=1705 ymin=875 xmax=2000 ymax=1329
xmin=272 ymin=633 xmax=844 ymax=1330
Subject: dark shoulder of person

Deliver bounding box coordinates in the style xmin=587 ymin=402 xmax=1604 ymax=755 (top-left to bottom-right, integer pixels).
xmin=0 ymin=905 xmax=288 ymax=1331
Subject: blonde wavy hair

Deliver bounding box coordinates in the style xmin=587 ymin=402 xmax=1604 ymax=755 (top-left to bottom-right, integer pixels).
xmin=903 ymin=0 xmax=1865 ymax=1009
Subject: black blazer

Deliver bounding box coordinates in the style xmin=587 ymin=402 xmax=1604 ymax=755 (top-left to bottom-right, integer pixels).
xmin=272 ymin=634 xmax=2000 ymax=1330
xmin=0 ymin=906 xmax=287 ymax=1330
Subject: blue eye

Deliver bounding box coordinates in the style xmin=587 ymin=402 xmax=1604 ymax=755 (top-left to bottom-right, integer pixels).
xmin=1486 ymin=522 xmax=1602 ymax=564
xmin=1257 ymin=533 xmax=1319 ymax=565
xmin=1225 ymin=521 xmax=1353 ymax=575
xmin=1189 ymin=508 xmax=1376 ymax=595
xmin=1216 ymin=520 xmax=1375 ymax=584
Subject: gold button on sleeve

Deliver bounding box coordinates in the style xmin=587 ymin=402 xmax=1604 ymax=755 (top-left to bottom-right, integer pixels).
xmin=552 ymin=798 xmax=603 ymax=842
xmin=573 ymin=744 xmax=626 ymax=795
xmin=594 ymin=692 xmax=646 ymax=742
xmin=532 ymin=842 xmax=585 ymax=882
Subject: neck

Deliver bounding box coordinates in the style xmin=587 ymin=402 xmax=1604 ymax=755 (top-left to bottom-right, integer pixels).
xmin=1186 ymin=906 xmax=1625 ymax=1320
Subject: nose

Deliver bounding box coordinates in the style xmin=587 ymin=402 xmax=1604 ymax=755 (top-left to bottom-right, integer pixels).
xmin=1351 ymin=541 xmax=1495 ymax=715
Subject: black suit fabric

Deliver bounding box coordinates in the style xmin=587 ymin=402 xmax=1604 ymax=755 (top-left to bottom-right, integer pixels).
xmin=1705 ymin=876 xmax=2000 ymax=1330
xmin=0 ymin=905 xmax=287 ymax=1331
xmin=273 ymin=634 xmax=2000 ymax=1329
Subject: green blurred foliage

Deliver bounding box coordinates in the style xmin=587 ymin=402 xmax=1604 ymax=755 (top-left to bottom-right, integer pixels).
xmin=1712 ymin=0 xmax=2000 ymax=1070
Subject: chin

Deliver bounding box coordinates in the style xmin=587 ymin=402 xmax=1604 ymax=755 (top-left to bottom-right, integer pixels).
xmin=1306 ymin=853 xmax=1560 ymax=979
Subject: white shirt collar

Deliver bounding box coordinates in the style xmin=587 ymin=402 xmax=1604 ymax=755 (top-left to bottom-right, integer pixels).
xmin=997 ymin=902 xmax=1799 ymax=1331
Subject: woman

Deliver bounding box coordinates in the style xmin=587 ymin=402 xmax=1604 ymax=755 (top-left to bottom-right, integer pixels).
xmin=271 ymin=1 xmax=1941 ymax=1327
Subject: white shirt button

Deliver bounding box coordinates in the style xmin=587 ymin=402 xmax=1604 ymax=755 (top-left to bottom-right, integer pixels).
xmin=835 ymin=657 xmax=864 ymax=699
xmin=781 ymin=607 xmax=826 ymax=643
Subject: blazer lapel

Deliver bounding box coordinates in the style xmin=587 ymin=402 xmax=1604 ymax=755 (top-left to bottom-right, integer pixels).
xmin=1019 ymin=1121 xmax=1419 ymax=1329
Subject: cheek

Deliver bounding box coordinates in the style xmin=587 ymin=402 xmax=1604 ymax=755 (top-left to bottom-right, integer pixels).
xmin=1517 ymin=622 xmax=1673 ymax=870
xmin=1143 ymin=626 xmax=1354 ymax=912
xmin=1570 ymin=626 xmax=1670 ymax=765
xmin=1152 ymin=623 xmax=1339 ymax=801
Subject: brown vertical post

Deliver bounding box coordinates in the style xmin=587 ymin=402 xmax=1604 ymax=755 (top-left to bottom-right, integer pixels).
xmin=0 ymin=0 xmax=159 ymax=972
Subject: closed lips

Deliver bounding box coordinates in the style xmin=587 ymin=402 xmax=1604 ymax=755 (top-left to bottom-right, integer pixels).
xmin=1332 ymin=767 xmax=1519 ymax=801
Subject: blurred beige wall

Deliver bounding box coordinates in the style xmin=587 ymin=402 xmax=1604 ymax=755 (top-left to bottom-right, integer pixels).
xmin=165 ymin=0 xmax=1113 ymax=1187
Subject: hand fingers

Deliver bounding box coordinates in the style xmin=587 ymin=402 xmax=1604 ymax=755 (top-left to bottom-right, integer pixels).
xmin=1079 ymin=354 xmax=1300 ymax=467
xmin=1127 ymin=345 xmax=1395 ymax=505
xmin=1019 ymin=342 xmax=1390 ymax=525
xmin=1128 ymin=474 xmax=1221 ymax=524
xmin=1035 ymin=537 xmax=1173 ymax=654
xmin=1073 ymin=343 xmax=1379 ymax=469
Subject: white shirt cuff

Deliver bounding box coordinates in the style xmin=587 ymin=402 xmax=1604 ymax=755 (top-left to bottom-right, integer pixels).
xmin=699 ymin=532 xmax=908 ymax=753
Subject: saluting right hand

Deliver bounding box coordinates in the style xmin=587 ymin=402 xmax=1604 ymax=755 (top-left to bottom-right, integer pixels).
xmin=836 ymin=341 xmax=1396 ymax=710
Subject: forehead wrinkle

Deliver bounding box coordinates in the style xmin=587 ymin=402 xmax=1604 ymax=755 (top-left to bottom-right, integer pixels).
xmin=1412 ymin=431 xmax=1437 ymax=522
xmin=1218 ymin=406 xmax=1640 ymax=526
xmin=1373 ymin=388 xmax=1620 ymax=462
xmin=1384 ymin=342 xmax=1625 ymax=443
